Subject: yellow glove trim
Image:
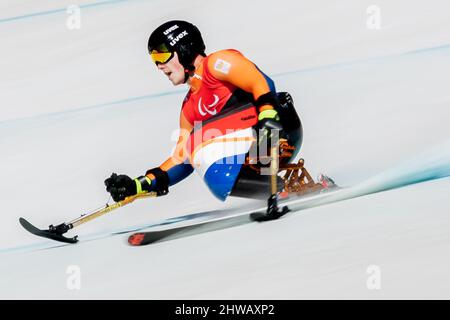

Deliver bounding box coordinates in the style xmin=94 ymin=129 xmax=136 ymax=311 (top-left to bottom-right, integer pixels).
xmin=258 ymin=109 xmax=279 ymax=121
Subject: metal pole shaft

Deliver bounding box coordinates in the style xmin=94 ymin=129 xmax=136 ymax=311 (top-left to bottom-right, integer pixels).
xmin=270 ymin=145 xmax=279 ymax=195
xmin=70 ymin=192 xmax=157 ymax=228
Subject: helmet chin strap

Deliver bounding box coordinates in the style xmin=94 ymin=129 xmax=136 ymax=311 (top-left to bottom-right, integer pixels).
xmin=183 ymin=65 xmax=196 ymax=83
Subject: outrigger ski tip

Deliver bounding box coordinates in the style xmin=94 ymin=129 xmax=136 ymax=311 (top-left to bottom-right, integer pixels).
xmin=19 ymin=217 xmax=78 ymax=244
xmin=17 ymin=193 xmax=157 ymax=245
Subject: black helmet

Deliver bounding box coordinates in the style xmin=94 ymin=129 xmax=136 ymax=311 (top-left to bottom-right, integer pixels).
xmin=148 ymin=20 xmax=206 ymax=70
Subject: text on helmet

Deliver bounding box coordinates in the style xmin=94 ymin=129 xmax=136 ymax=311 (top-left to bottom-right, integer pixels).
xmin=163 ymin=24 xmax=179 ymax=35
xmin=169 ymin=31 xmax=188 ymax=46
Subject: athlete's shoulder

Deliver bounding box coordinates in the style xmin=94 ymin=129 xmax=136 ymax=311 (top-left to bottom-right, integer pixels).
xmin=207 ymin=49 xmax=244 ymax=59
xmin=206 ymin=49 xmax=249 ymax=79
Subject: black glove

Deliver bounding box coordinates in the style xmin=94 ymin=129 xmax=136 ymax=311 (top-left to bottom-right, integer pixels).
xmin=104 ymin=173 xmax=137 ymax=202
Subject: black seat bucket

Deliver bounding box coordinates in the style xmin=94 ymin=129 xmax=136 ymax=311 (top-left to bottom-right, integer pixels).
xmin=276 ymin=91 xmax=303 ymax=161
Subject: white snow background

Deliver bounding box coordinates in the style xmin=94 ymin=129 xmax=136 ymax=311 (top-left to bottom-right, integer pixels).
xmin=0 ymin=0 xmax=450 ymax=299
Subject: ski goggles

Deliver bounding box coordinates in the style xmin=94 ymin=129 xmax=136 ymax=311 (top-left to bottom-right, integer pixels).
xmin=149 ymin=43 xmax=174 ymax=65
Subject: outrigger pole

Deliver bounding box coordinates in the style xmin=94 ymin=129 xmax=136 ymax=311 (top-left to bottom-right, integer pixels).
xmin=19 ymin=192 xmax=158 ymax=244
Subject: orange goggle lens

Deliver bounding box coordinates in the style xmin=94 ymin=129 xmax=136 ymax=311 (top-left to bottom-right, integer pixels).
xmin=150 ymin=51 xmax=174 ymax=65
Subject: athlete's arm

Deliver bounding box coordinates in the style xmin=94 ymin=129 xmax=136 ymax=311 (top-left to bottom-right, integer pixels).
xmin=105 ymin=112 xmax=193 ymax=201
xmin=146 ymin=111 xmax=194 ymax=186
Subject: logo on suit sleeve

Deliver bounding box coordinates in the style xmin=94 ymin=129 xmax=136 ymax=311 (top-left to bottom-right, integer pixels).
xmin=198 ymin=94 xmax=219 ymax=116
xmin=214 ymin=59 xmax=231 ymax=74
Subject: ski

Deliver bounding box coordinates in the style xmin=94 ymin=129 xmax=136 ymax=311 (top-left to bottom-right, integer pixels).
xmin=128 ymin=207 xmax=291 ymax=245
xmin=128 ymin=214 xmax=253 ymax=246
xmin=128 ymin=186 xmax=344 ymax=246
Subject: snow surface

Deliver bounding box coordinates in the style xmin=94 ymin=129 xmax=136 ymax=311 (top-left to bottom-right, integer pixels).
xmin=1 ymin=0 xmax=450 ymax=299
